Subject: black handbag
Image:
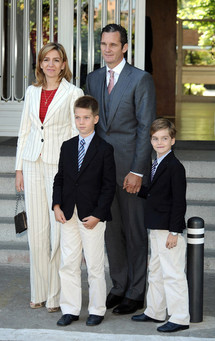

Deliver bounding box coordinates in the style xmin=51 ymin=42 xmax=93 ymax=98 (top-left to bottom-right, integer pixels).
xmin=14 ymin=193 xmax=28 ymax=234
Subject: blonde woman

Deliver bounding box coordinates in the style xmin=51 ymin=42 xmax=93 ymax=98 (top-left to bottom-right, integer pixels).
xmin=15 ymin=43 xmax=83 ymax=312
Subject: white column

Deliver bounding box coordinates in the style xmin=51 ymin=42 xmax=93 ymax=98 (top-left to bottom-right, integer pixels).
xmin=134 ymin=0 xmax=146 ymax=70
xmin=58 ymin=0 xmax=74 ymax=74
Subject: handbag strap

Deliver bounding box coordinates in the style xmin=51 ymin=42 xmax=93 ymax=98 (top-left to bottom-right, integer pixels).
xmin=15 ymin=193 xmax=25 ymax=215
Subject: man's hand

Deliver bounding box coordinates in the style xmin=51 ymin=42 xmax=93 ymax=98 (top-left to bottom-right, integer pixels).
xmin=123 ymin=173 xmax=142 ymax=194
xmin=54 ymin=205 xmax=67 ymax=224
xmin=82 ymin=216 xmax=100 ymax=229
xmin=166 ymin=233 xmax=178 ymax=249
xmin=15 ymin=170 xmax=24 ymax=192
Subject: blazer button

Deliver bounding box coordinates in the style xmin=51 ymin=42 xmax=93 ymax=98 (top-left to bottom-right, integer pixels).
xmin=147 ymin=193 xmax=151 ymax=197
xmin=41 ymin=126 xmax=44 ymax=130
xmin=41 ymin=139 xmax=44 ymax=142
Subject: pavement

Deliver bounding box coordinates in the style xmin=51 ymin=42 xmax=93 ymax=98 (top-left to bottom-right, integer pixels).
xmin=0 ymin=264 xmax=215 ymax=341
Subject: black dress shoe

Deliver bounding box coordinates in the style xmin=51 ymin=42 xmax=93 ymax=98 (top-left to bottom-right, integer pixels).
xmin=132 ymin=312 xmax=165 ymax=323
xmin=157 ymin=321 xmax=189 ymax=333
xmin=57 ymin=314 xmax=79 ymax=326
xmin=112 ymin=297 xmax=143 ymax=315
xmin=106 ymin=292 xmax=123 ymax=309
xmin=86 ymin=314 xmax=104 ymax=326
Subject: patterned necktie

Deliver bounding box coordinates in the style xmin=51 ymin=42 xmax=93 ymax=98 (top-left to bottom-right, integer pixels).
xmin=151 ymin=158 xmax=158 ymax=181
xmin=78 ymin=139 xmax=86 ymax=170
xmin=108 ymin=70 xmax=115 ymax=94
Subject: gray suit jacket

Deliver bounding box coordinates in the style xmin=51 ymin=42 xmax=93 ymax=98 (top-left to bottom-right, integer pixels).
xmin=86 ymin=62 xmax=156 ymax=185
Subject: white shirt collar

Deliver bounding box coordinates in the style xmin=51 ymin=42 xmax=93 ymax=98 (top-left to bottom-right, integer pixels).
xmin=79 ymin=131 xmax=95 ymax=151
xmin=157 ymin=150 xmax=172 ymax=165
xmin=106 ymin=58 xmax=126 ymax=75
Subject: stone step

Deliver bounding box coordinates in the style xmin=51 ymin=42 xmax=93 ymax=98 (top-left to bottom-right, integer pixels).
xmin=0 ymin=218 xmax=28 ymax=243
xmin=0 ymin=156 xmax=15 ymax=173
xmin=1 ymin=144 xmax=215 ymax=269
xmin=186 ymin=200 xmax=215 ymax=225
xmin=2 ymin=172 xmax=215 ymax=201
xmin=0 ymin=242 xmax=29 ymax=265
xmin=1 ymin=155 xmax=215 ymax=178
xmin=0 ymin=199 xmax=215 ymax=241
xmin=1 ymin=173 xmax=215 ymax=201
xmin=186 ymin=178 xmax=215 ymax=201
xmin=204 ymin=225 xmax=215 ymax=249
xmin=0 ymin=196 xmax=18 ymax=217
xmin=0 ymin=217 xmax=214 ymax=248
xmin=0 ymin=241 xmax=214 ymax=272
xmin=182 ymin=160 xmax=215 ymax=179
xmin=0 ymin=173 xmax=15 ymax=195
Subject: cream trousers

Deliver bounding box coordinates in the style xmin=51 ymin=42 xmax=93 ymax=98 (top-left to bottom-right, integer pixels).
xmin=144 ymin=229 xmax=190 ymax=325
xmin=59 ymin=207 xmax=106 ymax=316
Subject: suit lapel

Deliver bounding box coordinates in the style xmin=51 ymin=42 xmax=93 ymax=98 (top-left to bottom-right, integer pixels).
xmin=150 ymin=152 xmax=174 ymax=186
xmin=31 ymin=86 xmax=42 ymax=123
xmin=106 ymin=63 xmax=132 ymax=129
xmin=97 ymin=68 xmax=107 ymax=130
xmin=70 ymin=136 xmax=79 ymax=177
xmin=77 ymin=134 xmax=98 ymax=177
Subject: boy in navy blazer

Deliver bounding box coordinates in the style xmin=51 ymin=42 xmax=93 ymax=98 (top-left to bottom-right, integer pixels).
xmin=131 ymin=118 xmax=190 ymax=333
xmin=52 ymin=96 xmax=116 ymax=327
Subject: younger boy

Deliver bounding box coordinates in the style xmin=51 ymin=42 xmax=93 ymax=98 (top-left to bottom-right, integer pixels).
xmin=52 ymin=95 xmax=116 ymax=327
xmin=131 ymin=118 xmax=190 ymax=333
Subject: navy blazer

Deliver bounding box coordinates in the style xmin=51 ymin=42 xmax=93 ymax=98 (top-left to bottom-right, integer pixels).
xmin=138 ymin=151 xmax=186 ymax=233
xmin=52 ymin=133 xmax=116 ymax=222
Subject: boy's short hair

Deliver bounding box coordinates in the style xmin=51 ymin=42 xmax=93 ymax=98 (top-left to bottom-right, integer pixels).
xmin=74 ymin=95 xmax=99 ymax=117
xmin=150 ymin=118 xmax=176 ymax=139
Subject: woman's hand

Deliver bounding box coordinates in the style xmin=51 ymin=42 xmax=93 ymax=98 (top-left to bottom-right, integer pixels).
xmin=15 ymin=170 xmax=24 ymax=192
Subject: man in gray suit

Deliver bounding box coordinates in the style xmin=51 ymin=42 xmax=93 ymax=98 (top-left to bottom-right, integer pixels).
xmin=86 ymin=24 xmax=156 ymax=315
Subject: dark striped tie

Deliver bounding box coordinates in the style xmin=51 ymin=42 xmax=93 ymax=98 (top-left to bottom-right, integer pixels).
xmin=151 ymin=158 xmax=158 ymax=181
xmin=78 ymin=139 xmax=86 ymax=170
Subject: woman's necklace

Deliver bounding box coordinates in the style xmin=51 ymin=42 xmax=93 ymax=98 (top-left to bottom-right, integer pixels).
xmin=43 ymin=89 xmax=56 ymax=106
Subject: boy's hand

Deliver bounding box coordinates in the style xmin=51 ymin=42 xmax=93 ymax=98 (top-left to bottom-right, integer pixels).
xmin=82 ymin=216 xmax=100 ymax=229
xmin=54 ymin=205 xmax=67 ymax=224
xmin=166 ymin=233 xmax=178 ymax=249
xmin=123 ymin=173 xmax=142 ymax=193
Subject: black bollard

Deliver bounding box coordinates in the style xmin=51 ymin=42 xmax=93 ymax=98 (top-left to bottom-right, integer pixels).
xmin=187 ymin=217 xmax=204 ymax=323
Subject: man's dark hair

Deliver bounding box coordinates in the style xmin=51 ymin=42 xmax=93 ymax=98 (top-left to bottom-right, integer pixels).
xmin=101 ymin=24 xmax=128 ymax=47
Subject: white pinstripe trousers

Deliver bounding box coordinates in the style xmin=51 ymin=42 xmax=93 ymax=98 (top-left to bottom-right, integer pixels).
xmin=23 ymin=157 xmax=61 ymax=308
xmin=60 ymin=208 xmax=106 ymax=316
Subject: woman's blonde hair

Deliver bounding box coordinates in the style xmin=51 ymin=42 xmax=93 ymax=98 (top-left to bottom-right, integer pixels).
xmin=34 ymin=42 xmax=72 ymax=87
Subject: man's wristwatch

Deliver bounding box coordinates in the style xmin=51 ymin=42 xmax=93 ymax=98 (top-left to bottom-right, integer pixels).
xmin=170 ymin=232 xmax=178 ymax=236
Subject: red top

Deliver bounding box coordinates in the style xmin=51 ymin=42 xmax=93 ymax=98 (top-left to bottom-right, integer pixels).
xmin=39 ymin=89 xmax=58 ymax=123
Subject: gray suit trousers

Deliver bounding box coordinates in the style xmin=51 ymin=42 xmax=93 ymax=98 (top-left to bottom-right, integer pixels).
xmin=105 ymin=184 xmax=148 ymax=301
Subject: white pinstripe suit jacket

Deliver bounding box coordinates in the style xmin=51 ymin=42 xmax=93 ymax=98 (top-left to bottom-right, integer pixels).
xmin=15 ymin=78 xmax=84 ymax=170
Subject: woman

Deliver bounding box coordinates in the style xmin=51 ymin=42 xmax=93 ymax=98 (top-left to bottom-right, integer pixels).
xmin=15 ymin=43 xmax=83 ymax=312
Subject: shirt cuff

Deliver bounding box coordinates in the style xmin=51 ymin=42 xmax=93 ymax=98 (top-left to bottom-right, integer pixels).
xmin=130 ymin=171 xmax=143 ymax=177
